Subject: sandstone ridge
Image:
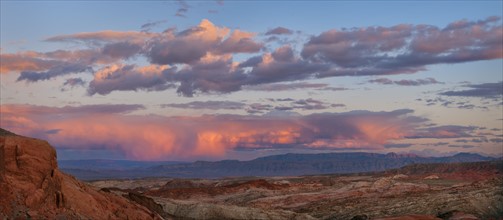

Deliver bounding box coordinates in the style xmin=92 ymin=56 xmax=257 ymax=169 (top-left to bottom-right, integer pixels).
xmin=0 ymin=128 xmax=160 ymax=219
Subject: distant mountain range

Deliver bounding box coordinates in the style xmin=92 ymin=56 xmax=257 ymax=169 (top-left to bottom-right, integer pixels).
xmin=58 ymin=159 xmax=187 ymax=170
xmin=59 ymin=152 xmax=497 ymax=180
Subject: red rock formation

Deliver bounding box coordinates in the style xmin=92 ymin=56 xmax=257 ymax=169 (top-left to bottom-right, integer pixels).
xmin=0 ymin=129 xmax=160 ymax=219
xmin=146 ymin=178 xmax=287 ymax=199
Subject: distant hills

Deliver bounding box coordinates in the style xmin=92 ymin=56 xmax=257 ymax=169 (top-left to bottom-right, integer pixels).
xmin=59 ymin=152 xmax=496 ymax=180
xmin=59 ymin=159 xmax=187 ymax=170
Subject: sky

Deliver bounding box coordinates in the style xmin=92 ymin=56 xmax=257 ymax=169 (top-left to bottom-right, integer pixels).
xmin=0 ymin=1 xmax=502 ymax=161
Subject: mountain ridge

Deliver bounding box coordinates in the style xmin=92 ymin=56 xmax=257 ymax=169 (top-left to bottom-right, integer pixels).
xmin=60 ymin=151 xmax=495 ymax=180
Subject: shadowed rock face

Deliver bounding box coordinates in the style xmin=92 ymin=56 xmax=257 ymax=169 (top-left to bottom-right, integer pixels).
xmin=0 ymin=128 xmax=160 ymax=219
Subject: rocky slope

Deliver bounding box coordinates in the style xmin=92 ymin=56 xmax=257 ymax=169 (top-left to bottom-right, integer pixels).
xmin=0 ymin=128 xmax=160 ymax=219
xmin=94 ymin=161 xmax=503 ymax=220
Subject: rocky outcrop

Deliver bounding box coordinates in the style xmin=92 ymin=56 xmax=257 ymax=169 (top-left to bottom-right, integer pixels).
xmin=127 ymin=192 xmax=169 ymax=218
xmin=0 ymin=128 xmax=160 ymax=219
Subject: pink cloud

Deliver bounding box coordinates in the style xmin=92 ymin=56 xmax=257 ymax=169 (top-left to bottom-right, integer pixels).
xmin=1 ymin=104 xmax=426 ymax=160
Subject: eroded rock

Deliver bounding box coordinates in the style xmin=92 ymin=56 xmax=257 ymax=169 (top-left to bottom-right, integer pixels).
xmin=0 ymin=129 xmax=160 ymax=219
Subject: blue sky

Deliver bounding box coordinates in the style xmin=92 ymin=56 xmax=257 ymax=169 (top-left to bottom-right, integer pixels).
xmin=1 ymin=1 xmax=502 ymax=160
xmin=2 ymin=1 xmax=501 ymax=51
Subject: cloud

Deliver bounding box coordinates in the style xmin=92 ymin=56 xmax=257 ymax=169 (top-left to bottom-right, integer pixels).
xmin=244 ymin=82 xmax=331 ymax=91
xmin=1 ymin=104 xmax=145 ymax=115
xmin=331 ymin=103 xmax=346 ymax=108
xmin=490 ymin=138 xmax=503 ymax=143
xmin=0 ymin=105 xmax=426 ymax=160
xmin=0 ymin=52 xmax=62 ymax=73
xmin=369 ymin=77 xmax=442 ymax=86
xmin=448 ymin=144 xmax=475 ymax=149
xmin=140 ymin=20 xmax=167 ymax=31
xmin=63 ymin=78 xmax=86 ymax=87
xmin=167 ymin=53 xmax=248 ymax=96
xmin=155 ymin=17 xmax=500 ymax=96
xmin=46 ymin=31 xmax=155 ymax=45
xmin=269 ymin=98 xmax=295 ymax=102
xmin=454 ymin=138 xmax=490 ymax=143
xmin=384 ymin=143 xmax=413 ymax=148
xmin=4 ymin=17 xmax=501 ymax=96
xmin=470 ymin=137 xmax=489 ymax=143
xmin=239 ymin=53 xmax=329 ymax=87
xmin=102 ymin=42 xmax=143 ymax=59
xmin=274 ymin=106 xmax=294 ymax=111
xmin=419 ymin=96 xmax=492 ymax=110
xmin=254 ymin=98 xmax=343 ymax=113
xmin=302 ymin=16 xmax=502 ymax=76
xmin=405 ymin=148 xmax=458 ymax=157
xmin=214 ymin=30 xmax=263 ymax=54
xmin=455 ymin=139 xmax=469 ymax=143
xmin=61 ymin=78 xmax=86 ymax=91
xmin=246 ymin=103 xmax=273 ymax=114
xmin=440 ymin=81 xmax=503 ymax=98
xmin=265 ymin=27 xmax=294 ymax=35
xmin=429 ymin=142 xmax=450 ymax=146
xmin=290 ymin=98 xmax=329 ymax=110
xmin=3 ymin=49 xmax=123 ymax=81
xmin=45 ymin=129 xmax=62 ymax=134
xmin=88 ymin=64 xmax=175 ymax=95
xmin=457 ymin=103 xmax=477 ymax=110
xmin=16 ymin=63 xmax=91 ymax=82
xmin=407 ymin=125 xmax=478 ymax=139
xmin=161 ymin=101 xmax=245 ymax=110
xmin=271 ymin=45 xmax=295 ymax=61
xmin=147 ymin=19 xmax=262 ymax=65
xmin=175 ymin=0 xmax=190 ymax=17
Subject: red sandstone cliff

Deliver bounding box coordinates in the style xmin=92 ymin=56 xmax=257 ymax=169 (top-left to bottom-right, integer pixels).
xmin=0 ymin=128 xmax=160 ymax=219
